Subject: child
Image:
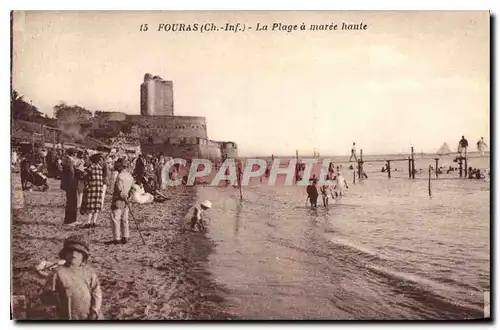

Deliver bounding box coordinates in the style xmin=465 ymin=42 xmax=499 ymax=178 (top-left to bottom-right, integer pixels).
xmin=334 ymin=171 xmax=349 ymax=198
xmin=190 ymin=200 xmax=212 ymax=231
xmin=306 ymin=179 xmax=319 ymax=209
xmin=320 ymin=184 xmax=334 ymax=207
xmin=40 ymin=234 xmax=103 ymax=320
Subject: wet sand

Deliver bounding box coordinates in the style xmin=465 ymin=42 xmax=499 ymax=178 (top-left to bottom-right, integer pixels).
xmin=11 ymin=175 xmax=231 ymax=320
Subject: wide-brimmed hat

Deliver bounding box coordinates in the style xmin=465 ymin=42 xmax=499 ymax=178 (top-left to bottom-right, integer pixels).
xmin=200 ymin=200 xmax=212 ymax=209
xmin=90 ymin=153 xmax=102 ymax=164
xmin=58 ymin=234 xmax=90 ymax=259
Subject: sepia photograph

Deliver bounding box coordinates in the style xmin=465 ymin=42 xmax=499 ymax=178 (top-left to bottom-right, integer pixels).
xmin=10 ymin=10 xmax=490 ymax=320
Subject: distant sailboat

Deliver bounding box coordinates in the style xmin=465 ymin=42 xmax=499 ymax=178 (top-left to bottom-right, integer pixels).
xmin=436 ymin=142 xmax=452 ymax=156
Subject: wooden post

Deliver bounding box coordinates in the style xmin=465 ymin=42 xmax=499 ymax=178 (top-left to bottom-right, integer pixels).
xmin=41 ymin=124 xmax=45 ymax=147
xmin=428 ymin=165 xmax=432 ymax=197
xmin=408 ymin=156 xmax=411 ymax=179
xmin=387 ymin=160 xmax=391 ymax=179
xmin=359 ymin=149 xmax=364 ymax=180
xmin=459 ymin=157 xmax=463 ymax=178
xmin=353 ymin=170 xmax=356 ymax=184
xmin=31 ymin=136 xmax=35 ymax=164
xmin=237 ymin=161 xmax=243 ymax=201
xmin=464 ymin=152 xmax=469 ymax=178
xmin=435 ymin=158 xmax=439 ymax=179
xmin=411 ymin=146 xmax=415 ymax=179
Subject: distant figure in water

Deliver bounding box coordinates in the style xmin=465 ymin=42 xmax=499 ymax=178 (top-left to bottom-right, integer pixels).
xmin=477 ymin=137 xmax=488 ymax=156
xmin=458 ymin=135 xmax=469 ymax=157
xmin=334 ymin=171 xmax=349 ymax=198
xmin=320 ymin=184 xmax=333 ymax=207
xmin=306 ymin=179 xmax=319 ymax=209
xmin=349 ymin=142 xmax=358 ymax=162
xmin=190 ymin=200 xmax=212 ymax=231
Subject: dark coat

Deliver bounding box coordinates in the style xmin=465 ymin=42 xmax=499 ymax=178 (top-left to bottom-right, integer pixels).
xmin=60 ymin=156 xmax=77 ymax=192
xmin=306 ymin=184 xmax=319 ymax=198
xmin=133 ymin=156 xmax=145 ymax=178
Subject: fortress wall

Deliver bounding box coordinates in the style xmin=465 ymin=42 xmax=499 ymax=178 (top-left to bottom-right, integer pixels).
xmin=126 ymin=115 xmax=208 ymax=139
xmin=140 ymin=143 xmax=203 ymax=160
xmin=140 ymin=139 xmax=223 ymax=161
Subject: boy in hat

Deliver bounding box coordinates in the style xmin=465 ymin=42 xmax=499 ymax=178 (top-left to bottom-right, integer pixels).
xmin=40 ymin=234 xmax=103 ymax=320
xmin=306 ymin=178 xmax=319 ymax=209
xmin=190 ymin=200 xmax=212 ymax=231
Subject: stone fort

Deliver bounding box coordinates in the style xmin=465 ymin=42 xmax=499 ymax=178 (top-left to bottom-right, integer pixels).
xmin=92 ymin=73 xmax=237 ymax=160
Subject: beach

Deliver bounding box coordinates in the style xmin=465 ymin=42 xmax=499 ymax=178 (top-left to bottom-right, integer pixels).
xmin=11 ymin=174 xmax=230 ymax=320
xmin=11 ymin=155 xmax=490 ymax=320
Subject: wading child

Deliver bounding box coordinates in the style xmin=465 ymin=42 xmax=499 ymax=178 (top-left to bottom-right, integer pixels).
xmin=320 ymin=184 xmax=334 ymax=207
xmin=334 ymin=171 xmax=349 ymax=198
xmin=40 ymin=234 xmax=103 ymax=320
xmin=306 ymin=179 xmax=319 ymax=209
xmin=190 ymin=200 xmax=212 ymax=231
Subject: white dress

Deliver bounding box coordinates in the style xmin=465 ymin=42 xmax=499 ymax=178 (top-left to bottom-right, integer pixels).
xmin=335 ymin=174 xmax=346 ymax=196
xmin=131 ymin=184 xmax=154 ymax=204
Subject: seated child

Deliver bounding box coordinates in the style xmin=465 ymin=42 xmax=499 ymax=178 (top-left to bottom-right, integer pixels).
xmin=190 ymin=200 xmax=212 ymax=231
xmin=40 ymin=234 xmax=103 ymax=320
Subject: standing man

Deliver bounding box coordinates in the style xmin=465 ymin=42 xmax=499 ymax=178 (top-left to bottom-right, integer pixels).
xmin=61 ymin=148 xmax=79 ymax=226
xmin=349 ymin=142 xmax=358 ymax=162
xmin=107 ymin=158 xmax=134 ymax=245
xmin=458 ymin=136 xmax=469 ymax=157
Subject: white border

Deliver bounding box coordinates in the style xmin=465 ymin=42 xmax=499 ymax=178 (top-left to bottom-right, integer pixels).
xmin=2 ymin=1 xmax=497 ymax=329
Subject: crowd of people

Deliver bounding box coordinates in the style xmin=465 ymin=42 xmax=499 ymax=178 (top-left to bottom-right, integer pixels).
xmin=13 ymin=145 xmax=217 ymax=319
xmin=12 ymin=145 xmax=197 ymax=234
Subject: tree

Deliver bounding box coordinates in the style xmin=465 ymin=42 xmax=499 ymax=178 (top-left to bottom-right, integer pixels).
xmin=53 ymin=102 xmax=93 ymax=123
xmin=11 ymin=90 xmax=44 ymax=121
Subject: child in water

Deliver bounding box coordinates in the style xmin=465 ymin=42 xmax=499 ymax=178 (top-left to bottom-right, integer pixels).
xmin=190 ymin=200 xmax=212 ymax=231
xmin=320 ymin=184 xmax=334 ymax=207
xmin=40 ymin=234 xmax=103 ymax=320
xmin=334 ymin=171 xmax=349 ymax=198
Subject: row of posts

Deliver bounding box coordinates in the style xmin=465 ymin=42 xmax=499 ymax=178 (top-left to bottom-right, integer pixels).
xmin=383 ymin=146 xmax=468 ymax=180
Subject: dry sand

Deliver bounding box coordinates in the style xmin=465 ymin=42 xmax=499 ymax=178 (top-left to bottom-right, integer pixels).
xmin=11 ymin=174 xmax=232 ymax=320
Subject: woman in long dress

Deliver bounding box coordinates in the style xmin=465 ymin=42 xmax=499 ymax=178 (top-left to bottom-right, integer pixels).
xmin=80 ymin=154 xmax=104 ymax=228
xmin=75 ymin=150 xmax=86 ymax=209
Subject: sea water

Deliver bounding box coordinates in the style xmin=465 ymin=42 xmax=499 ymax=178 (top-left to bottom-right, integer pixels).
xmin=196 ymin=156 xmax=490 ymax=319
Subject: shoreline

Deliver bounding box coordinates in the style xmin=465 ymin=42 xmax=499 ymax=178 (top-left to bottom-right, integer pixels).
xmin=11 ymin=175 xmax=231 ymax=320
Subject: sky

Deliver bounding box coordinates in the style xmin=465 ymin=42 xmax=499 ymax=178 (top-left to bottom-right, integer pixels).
xmin=12 ymin=11 xmax=490 ymax=156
